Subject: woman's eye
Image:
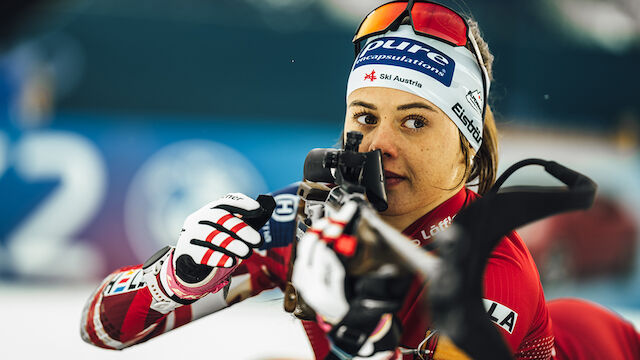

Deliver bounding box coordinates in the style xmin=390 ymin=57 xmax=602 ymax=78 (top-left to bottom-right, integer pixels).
xmin=403 ymin=118 xmax=426 ymax=129
xmin=356 ymin=114 xmax=377 ymax=125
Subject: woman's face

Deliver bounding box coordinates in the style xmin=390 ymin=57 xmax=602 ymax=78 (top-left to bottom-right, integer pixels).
xmin=344 ymin=87 xmax=467 ymax=228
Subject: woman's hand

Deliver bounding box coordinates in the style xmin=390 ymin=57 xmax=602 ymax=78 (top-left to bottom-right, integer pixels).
xmin=167 ymin=193 xmax=275 ymax=300
xmin=292 ymin=200 xmax=410 ymax=359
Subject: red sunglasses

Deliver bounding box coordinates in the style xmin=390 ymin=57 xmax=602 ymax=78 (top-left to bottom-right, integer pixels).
xmin=353 ymin=0 xmax=490 ymax=119
xmin=353 ymin=0 xmax=470 ymax=48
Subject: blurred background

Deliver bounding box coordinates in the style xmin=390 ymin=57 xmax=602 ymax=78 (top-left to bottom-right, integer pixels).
xmin=1 ymin=0 xmax=639 ymax=358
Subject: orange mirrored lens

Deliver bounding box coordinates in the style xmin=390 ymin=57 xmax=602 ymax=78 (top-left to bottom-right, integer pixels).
xmin=411 ymin=2 xmax=467 ymax=46
xmin=353 ymin=2 xmax=407 ymax=43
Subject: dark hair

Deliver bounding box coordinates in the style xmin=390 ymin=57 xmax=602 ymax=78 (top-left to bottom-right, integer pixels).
xmin=459 ymin=106 xmax=498 ymax=194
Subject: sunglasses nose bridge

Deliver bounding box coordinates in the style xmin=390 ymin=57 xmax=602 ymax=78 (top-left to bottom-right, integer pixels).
xmin=390 ymin=8 xmax=411 ymax=32
xmin=373 ymin=0 xmax=420 ymax=35
xmin=388 ymin=0 xmax=419 ymax=35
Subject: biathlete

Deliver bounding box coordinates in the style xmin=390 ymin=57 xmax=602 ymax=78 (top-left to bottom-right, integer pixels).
xmin=81 ymin=1 xmax=640 ymax=359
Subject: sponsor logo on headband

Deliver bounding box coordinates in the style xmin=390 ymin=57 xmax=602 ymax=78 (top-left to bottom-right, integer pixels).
xmin=466 ymin=90 xmax=483 ymax=115
xmin=379 ymin=72 xmax=423 ymax=88
xmin=364 ymin=70 xmax=377 ymax=82
xmin=354 ymin=37 xmax=455 ymax=87
xmin=452 ymin=102 xmax=482 ymax=145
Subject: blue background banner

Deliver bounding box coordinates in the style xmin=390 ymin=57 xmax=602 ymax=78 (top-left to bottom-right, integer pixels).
xmin=0 ymin=113 xmax=339 ymax=279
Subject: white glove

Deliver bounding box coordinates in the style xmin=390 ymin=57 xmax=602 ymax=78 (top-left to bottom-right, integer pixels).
xmin=292 ymin=200 xmax=359 ymax=324
xmin=292 ymin=199 xmax=410 ymax=358
xmin=165 ymin=193 xmax=275 ymax=300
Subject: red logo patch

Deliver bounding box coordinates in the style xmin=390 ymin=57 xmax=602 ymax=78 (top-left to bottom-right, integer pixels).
xmin=364 ymin=70 xmax=377 ymax=82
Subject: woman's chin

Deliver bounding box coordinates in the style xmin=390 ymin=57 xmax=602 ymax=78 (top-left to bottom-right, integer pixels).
xmin=379 ymin=198 xmax=411 ymax=217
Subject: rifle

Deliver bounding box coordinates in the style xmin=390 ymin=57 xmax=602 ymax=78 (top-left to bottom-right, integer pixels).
xmin=284 ymin=131 xmax=597 ymax=360
xmin=284 ymin=131 xmax=394 ymax=320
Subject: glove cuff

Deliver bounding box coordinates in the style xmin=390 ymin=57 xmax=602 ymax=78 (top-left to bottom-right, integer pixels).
xmin=142 ymin=246 xmax=194 ymax=312
xmin=165 ymin=251 xmax=235 ymax=300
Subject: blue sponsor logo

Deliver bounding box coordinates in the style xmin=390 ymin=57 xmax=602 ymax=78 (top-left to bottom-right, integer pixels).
xmin=258 ymin=185 xmax=299 ymax=250
xmin=354 ymin=37 xmax=455 ymax=87
xmin=272 ymin=193 xmax=298 ymax=222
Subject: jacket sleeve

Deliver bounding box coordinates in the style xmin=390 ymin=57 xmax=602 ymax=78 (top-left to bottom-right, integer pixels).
xmin=80 ymin=184 xmax=300 ymax=350
xmin=481 ymin=231 xmax=554 ymax=360
xmin=79 ymin=254 xmax=281 ymax=349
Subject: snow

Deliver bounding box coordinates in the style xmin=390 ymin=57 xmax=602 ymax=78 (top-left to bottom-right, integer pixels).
xmin=2 ymin=283 xmax=639 ymax=359
xmin=0 ymin=283 xmax=313 ymax=359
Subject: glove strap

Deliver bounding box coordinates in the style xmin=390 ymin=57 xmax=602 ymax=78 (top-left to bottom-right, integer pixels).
xmin=142 ymin=246 xmax=195 ymax=313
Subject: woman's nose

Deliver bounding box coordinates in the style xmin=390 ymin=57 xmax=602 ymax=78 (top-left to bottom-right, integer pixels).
xmin=366 ymin=121 xmax=398 ymax=158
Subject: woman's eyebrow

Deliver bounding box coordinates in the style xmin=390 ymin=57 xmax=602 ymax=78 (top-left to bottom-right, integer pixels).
xmin=348 ymin=100 xmax=377 ymax=109
xmin=397 ymin=102 xmax=437 ymax=111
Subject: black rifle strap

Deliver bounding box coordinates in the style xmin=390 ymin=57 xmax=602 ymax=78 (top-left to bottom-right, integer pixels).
xmin=429 ymin=159 xmax=597 ymax=360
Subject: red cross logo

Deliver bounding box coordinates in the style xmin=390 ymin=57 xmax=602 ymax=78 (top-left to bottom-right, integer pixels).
xmin=364 ymin=70 xmax=377 ymax=82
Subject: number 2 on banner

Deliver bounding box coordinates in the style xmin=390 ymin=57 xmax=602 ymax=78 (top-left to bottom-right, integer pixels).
xmin=3 ymin=131 xmax=107 ymax=279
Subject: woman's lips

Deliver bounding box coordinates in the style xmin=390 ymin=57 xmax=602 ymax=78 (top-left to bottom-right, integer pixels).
xmin=384 ymin=170 xmax=406 ymax=187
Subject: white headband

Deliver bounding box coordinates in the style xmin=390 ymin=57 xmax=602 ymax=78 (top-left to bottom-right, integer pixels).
xmin=347 ymin=25 xmax=487 ymax=151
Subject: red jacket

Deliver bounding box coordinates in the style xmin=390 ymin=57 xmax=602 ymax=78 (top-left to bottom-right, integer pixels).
xmin=302 ymin=188 xmax=554 ymax=359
